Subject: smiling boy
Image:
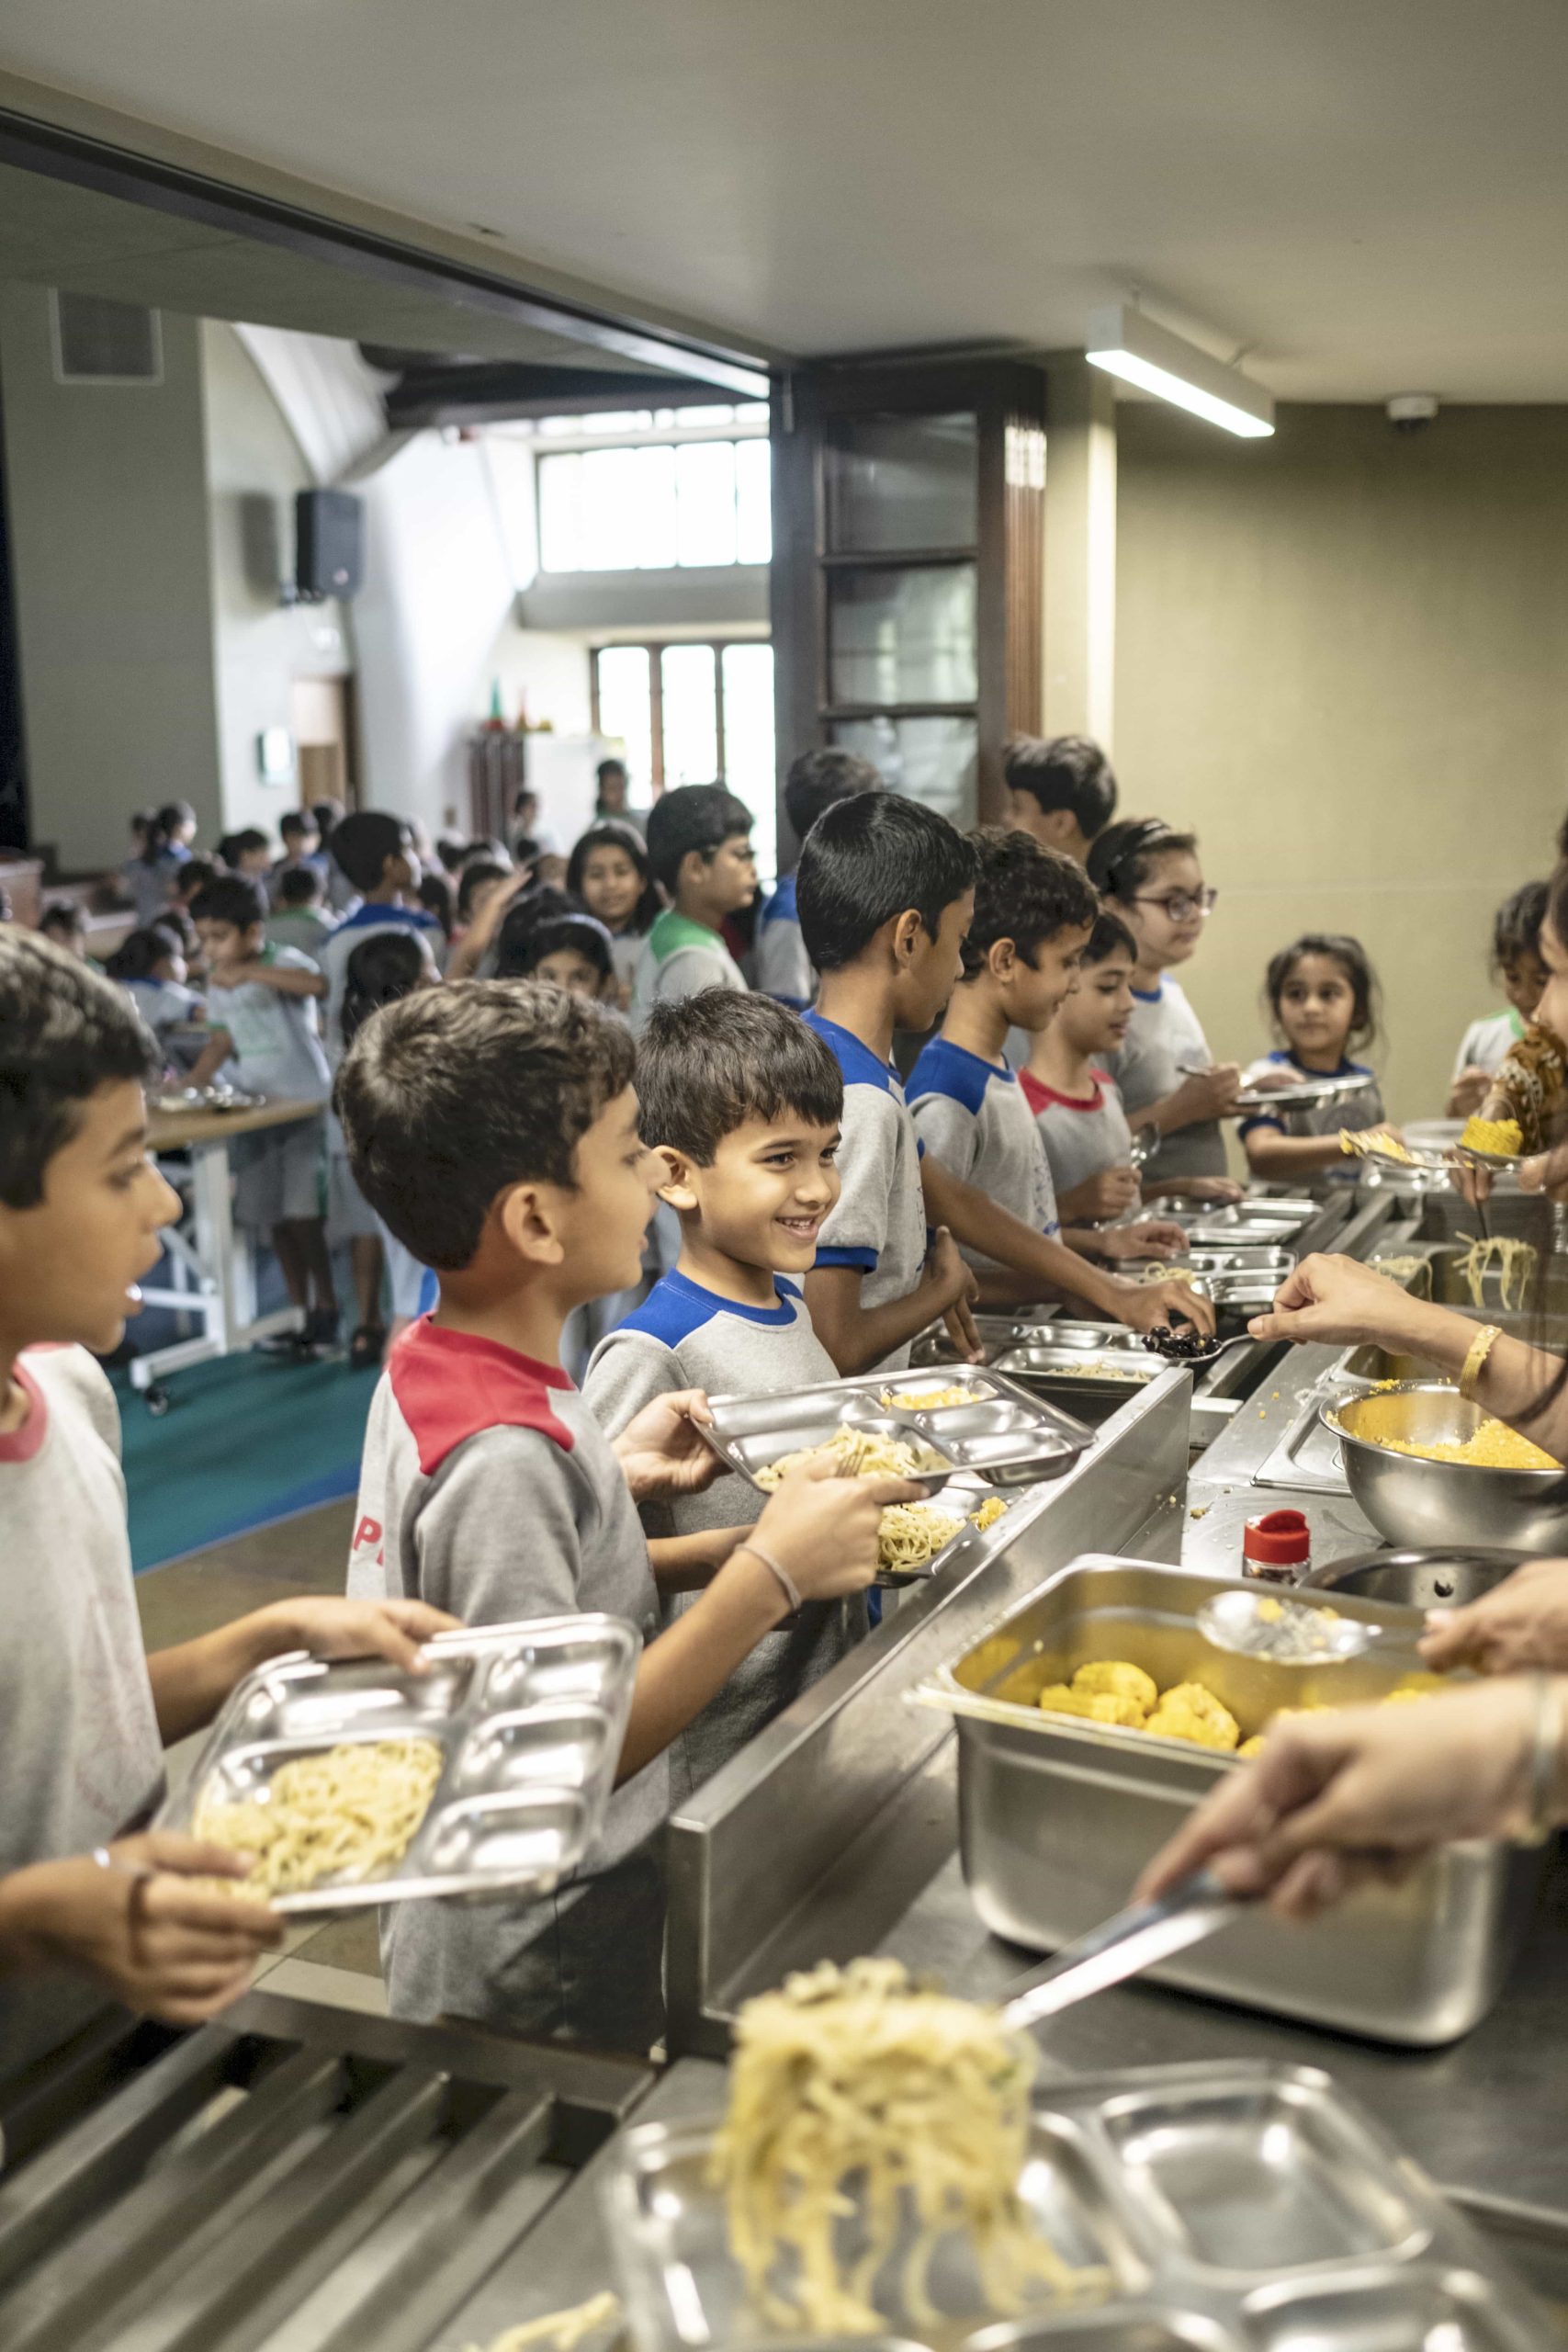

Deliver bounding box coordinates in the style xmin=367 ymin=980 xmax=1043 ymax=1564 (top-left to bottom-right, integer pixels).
xmin=583 ymin=993 xmax=861 ymax=1793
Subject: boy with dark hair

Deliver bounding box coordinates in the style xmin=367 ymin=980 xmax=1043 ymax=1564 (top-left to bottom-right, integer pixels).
xmin=265 ymin=861 xmax=335 ymax=962
xmin=1003 ymin=734 xmax=1118 ymax=865
xmin=38 ymin=902 xmax=87 ymax=959
xmin=269 ymin=808 xmax=327 ymax=905
xmin=798 ymin=797 xmax=1212 ymax=1372
xmin=339 ymin=980 xmax=910 ymax=2046
xmin=908 ymin=834 xmax=1192 ymax=1305
xmin=632 ymin=784 xmax=757 ymax=1021
xmin=757 ymin=748 xmax=882 ymax=1010
xmin=216 ymin=827 xmax=274 ymax=880
xmin=584 ymin=993 xmax=871 ymax=1792
xmin=1022 ymin=906 xmax=1145 ymax=1222
xmin=187 ymin=876 xmax=339 ymax=1352
xmin=0 ymin=933 xmax=453 ymax=2080
xmin=316 ymin=812 xmax=444 ymax=1363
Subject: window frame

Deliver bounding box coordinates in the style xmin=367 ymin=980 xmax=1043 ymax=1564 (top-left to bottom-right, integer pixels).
xmin=591 ymin=638 xmax=772 ymax=794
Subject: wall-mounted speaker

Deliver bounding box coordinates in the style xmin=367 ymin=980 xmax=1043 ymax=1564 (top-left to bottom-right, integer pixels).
xmin=295 ymin=489 xmax=365 ymax=601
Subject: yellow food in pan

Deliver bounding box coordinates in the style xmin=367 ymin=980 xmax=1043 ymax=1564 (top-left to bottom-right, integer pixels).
xmin=1040 ymin=1661 xmax=1442 ymax=1758
xmin=1339 ymin=1126 xmax=1412 ymax=1162
xmin=880 ymin=1383 xmax=986 ymax=1410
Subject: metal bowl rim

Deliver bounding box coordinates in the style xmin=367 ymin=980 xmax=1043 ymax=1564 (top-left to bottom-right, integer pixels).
xmin=1320 ymin=1381 xmax=1562 ymax=1486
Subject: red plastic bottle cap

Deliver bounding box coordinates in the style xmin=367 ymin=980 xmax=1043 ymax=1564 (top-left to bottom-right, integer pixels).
xmin=1244 ymin=1508 xmax=1312 ymax=1567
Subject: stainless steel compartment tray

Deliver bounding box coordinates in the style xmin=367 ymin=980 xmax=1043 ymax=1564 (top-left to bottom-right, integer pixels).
xmin=702 ymin=1367 xmax=1096 ymax=1493
xmin=157 ymin=1614 xmax=638 ymax=1913
xmin=916 ymin=1557 xmax=1541 ymax=2045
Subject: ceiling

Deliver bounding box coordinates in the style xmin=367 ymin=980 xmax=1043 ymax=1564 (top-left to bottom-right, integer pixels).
xmin=3 ymin=0 xmax=1568 ymax=400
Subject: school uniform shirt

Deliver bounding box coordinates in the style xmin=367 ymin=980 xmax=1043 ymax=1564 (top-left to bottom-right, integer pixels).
xmin=908 ymin=1036 xmax=1060 ymax=1271
xmin=755 ymin=874 xmax=814 ymax=1010
xmin=608 ymin=929 xmax=646 ymax=1001
xmin=346 ymin=1318 xmax=668 ymax=2050
xmin=319 ymin=902 xmax=446 ymax=1069
xmin=119 ymin=851 xmax=184 ymax=927
xmin=805 ymin=1011 xmax=929 ymax=1374
xmin=1238 ymin=1050 xmax=1385 ymax=1188
xmin=630 ymin=909 xmax=747 ymax=1026
xmin=0 ymin=1349 xmax=164 ymax=2085
xmin=204 ymin=945 xmax=331 ymax=1104
xmin=264 ymin=908 xmax=336 ymax=964
xmin=1105 ymin=975 xmax=1227 ymax=1182
xmin=1021 ymin=1066 xmax=1135 ymax=1199
xmin=122 ymin=976 xmax=206 ymax=1072
xmin=1453 ymin=1009 xmax=1525 ymax=1081
xmin=583 ymin=1271 xmax=868 ymax=1799
xmin=267 ymin=851 xmax=333 ymax=907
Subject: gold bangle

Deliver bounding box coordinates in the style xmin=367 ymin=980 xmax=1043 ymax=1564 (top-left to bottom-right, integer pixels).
xmin=1459 ymin=1322 xmax=1503 ymax=1402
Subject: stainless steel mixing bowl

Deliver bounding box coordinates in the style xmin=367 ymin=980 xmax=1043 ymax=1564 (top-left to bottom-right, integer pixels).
xmin=1322 ymin=1382 xmax=1568 ymax=1552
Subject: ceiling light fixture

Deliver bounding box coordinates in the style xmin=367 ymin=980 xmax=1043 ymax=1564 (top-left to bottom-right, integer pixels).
xmin=1086 ymin=304 xmax=1274 ymax=438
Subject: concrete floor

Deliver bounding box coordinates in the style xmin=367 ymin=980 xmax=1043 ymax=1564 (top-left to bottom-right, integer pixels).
xmin=139 ymin=1497 xmax=388 ymax=2014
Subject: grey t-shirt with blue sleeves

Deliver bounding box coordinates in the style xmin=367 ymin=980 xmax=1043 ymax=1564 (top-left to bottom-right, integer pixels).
xmin=756 ymin=873 xmax=814 ymax=1010
xmin=203 ymin=945 xmax=331 ymax=1103
xmin=1239 ymin=1049 xmax=1384 ymax=1188
xmin=908 ymin=1035 xmax=1060 ymax=1272
xmin=583 ymin=1269 xmax=868 ymax=1798
xmin=1104 ymin=974 xmax=1227 ymax=1182
xmin=805 ymin=1011 xmax=929 ymax=1375
xmin=346 ymin=1318 xmax=668 ymax=2052
xmin=1021 ymin=1066 xmax=1135 ymax=1199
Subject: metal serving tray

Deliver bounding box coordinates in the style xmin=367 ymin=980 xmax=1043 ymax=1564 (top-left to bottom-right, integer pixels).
xmin=1232 ymin=1071 xmax=1382 ymax=1114
xmin=702 ymin=1368 xmax=1096 ymax=1496
xmin=1185 ymin=1246 xmax=1295 ymax=1280
xmin=158 ymin=1615 xmax=639 ymax=1913
xmin=917 ymin=1558 xmax=1542 ymax=2045
xmin=604 ymin=2060 xmax=1558 ymax=2350
xmin=910 ymin=1311 xmax=1060 ymax=1369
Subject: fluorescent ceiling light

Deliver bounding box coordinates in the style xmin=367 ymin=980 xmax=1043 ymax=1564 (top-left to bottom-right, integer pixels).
xmin=1086 ymin=305 xmax=1274 ymax=438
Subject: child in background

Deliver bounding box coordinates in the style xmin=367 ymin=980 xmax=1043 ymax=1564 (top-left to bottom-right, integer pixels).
xmin=416 ymin=869 xmax=456 ymax=943
xmin=594 ymin=756 xmax=645 ymax=832
xmin=187 ymin=876 xmax=338 ymax=1354
xmin=1477 ymin=863 xmax=1568 ymax=1155
xmin=585 ymin=994 xmax=862 ymax=1795
xmin=269 ymin=809 xmax=326 ymax=904
xmin=632 ymin=785 xmax=757 ymax=1020
xmin=1087 ymin=819 xmax=1243 ymax=1188
xmin=106 ymin=922 xmax=206 ymax=1073
xmin=799 ymin=798 xmax=1212 ymax=1374
xmin=908 ymin=832 xmax=1196 ymax=1305
xmin=39 ymin=903 xmax=87 ymax=959
xmin=757 ymin=749 xmax=881 ymax=1010
xmin=0 ymin=933 xmax=454 ymax=2081
xmin=1239 ymin=935 xmax=1388 ymax=1186
xmin=216 ymin=828 xmax=274 ymax=881
xmin=339 ymin=980 xmax=912 ymax=2048
xmin=1449 ymin=881 xmax=1550 ymax=1116
xmin=265 ymin=865 xmax=336 ymax=963
xmin=339 ymin=931 xmax=441 ymax=1343
xmin=1002 ymin=734 xmax=1118 ymax=865
xmin=567 ymin=820 xmax=660 ymax=1003
xmin=454 ymin=858 xmax=512 ymax=940
xmin=502 ymin=910 xmax=618 ymax=1001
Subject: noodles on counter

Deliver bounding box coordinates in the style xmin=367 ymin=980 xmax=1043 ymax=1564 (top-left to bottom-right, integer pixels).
xmin=710 ymin=1957 xmax=1100 ymax=2332
xmin=466 ymin=2296 xmax=623 ymax=2352
xmin=193 ymin=1736 xmax=444 ymax=1897
xmin=1453 ymin=1233 xmax=1538 ymax=1313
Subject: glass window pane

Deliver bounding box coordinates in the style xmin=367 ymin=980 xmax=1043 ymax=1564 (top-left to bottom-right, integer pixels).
xmin=594 ymin=647 xmax=655 ymax=800
xmin=826 ymin=413 xmax=978 ymax=552
xmin=537 ymin=451 xmax=582 ymax=571
xmin=581 ymin=446 xmax=677 ymax=570
xmin=828 ymin=564 xmax=976 ymax=706
xmin=674 ymin=404 xmax=736 ymax=424
xmin=831 ymin=714 xmax=978 ymax=830
xmin=721 ymin=644 xmax=777 ymax=883
xmin=675 ymin=442 xmax=738 ymax=567
xmin=660 ymin=645 xmax=719 ymax=785
xmin=735 ymin=438 xmax=773 ymax=564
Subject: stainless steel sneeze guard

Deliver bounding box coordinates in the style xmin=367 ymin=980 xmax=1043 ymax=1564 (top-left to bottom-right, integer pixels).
xmin=663 ymin=1370 xmax=1194 ymax=2057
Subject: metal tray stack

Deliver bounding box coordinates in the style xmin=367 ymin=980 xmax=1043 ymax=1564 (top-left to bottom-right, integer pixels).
xmin=158 ymin=1616 xmax=639 ymax=1913
xmin=917 ymin=1559 xmax=1542 ymax=2046
xmin=702 ymin=1369 xmax=1097 ymax=1496
xmin=1168 ymin=1197 xmax=1319 ymax=1249
xmin=605 ymin=2060 xmax=1558 ymax=2349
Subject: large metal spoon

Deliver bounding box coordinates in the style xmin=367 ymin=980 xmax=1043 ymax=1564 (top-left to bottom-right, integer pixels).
xmin=1197 ymin=1585 xmax=1382 ymax=1664
xmin=997 ymin=1870 xmax=1242 ymax=2031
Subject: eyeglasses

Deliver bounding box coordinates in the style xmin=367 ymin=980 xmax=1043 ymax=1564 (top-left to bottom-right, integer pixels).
xmin=1131 ymin=888 xmax=1218 ymax=922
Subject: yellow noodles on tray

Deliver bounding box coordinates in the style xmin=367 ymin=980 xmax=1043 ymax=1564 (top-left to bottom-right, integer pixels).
xmin=194 ymin=1736 xmax=444 ymax=1897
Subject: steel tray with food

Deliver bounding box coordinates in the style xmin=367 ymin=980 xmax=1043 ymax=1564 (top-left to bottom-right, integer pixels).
xmin=914 ymin=1558 xmax=1541 ymax=2045
xmin=1231 ymin=1070 xmax=1382 ymax=1115
xmin=157 ymin=1615 xmax=639 ymax=1914
xmin=604 ymin=2058 xmax=1557 ymax=2352
xmin=701 ymin=1368 xmax=1097 ymax=1496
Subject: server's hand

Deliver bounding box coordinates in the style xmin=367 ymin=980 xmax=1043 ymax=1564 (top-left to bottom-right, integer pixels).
xmin=0 ymin=1836 xmax=283 ymax=2026
xmin=613 ymin=1388 xmax=721 ymax=1501
xmin=1422 ymin=1558 xmax=1568 ymax=1675
xmin=1134 ymin=1680 xmax=1558 ymax=1920
xmin=1245 ymin=1250 xmax=1413 ymax=1348
xmin=1521 ymin=1141 xmax=1568 ymax=1204
xmin=751 ymin=1461 xmax=925 ymax=1604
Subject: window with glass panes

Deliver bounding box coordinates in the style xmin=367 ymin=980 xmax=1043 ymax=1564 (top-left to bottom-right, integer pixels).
xmin=591 ymin=641 xmax=777 ymax=881
xmin=535 ymin=404 xmax=771 ymax=574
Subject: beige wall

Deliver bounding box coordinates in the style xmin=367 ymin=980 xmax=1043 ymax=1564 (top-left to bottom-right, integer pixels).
xmin=1114 ymin=401 xmax=1568 ymax=1124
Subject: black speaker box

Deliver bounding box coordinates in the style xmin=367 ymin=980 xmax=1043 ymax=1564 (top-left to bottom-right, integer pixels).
xmin=295 ymin=489 xmax=365 ymax=601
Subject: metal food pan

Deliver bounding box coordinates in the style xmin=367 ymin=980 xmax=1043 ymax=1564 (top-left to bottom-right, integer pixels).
xmin=910 ymin=1312 xmax=1058 ymax=1368
xmin=703 ymin=1368 xmax=1096 ymax=1493
xmin=158 ymin=1614 xmax=638 ymax=1913
xmin=1184 ymin=1247 xmax=1295 ymax=1280
xmin=917 ymin=1558 xmax=1541 ymax=2045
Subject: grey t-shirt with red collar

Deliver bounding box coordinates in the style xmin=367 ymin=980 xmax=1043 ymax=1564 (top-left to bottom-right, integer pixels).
xmin=0 ymin=1349 xmax=164 ymax=2086
xmin=346 ymin=1318 xmax=668 ymax=2051
xmin=1021 ymin=1064 xmax=1135 ymax=1198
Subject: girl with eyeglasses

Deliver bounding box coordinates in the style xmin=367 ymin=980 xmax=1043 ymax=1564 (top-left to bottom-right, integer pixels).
xmin=1085 ymin=819 xmax=1243 ymax=1193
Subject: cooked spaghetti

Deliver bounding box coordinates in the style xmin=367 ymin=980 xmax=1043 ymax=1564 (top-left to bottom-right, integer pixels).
xmin=1460 ymin=1114 xmax=1524 ymax=1159
xmin=881 ymin=1384 xmax=986 ymax=1411
xmin=1371 ymin=1254 xmax=1433 ymax=1298
xmin=193 ymin=1736 xmax=444 ymax=1897
xmin=878 ymin=1500 xmax=964 ymax=1571
xmin=1454 ymin=1232 xmax=1538 ymax=1312
xmin=755 ymin=1422 xmax=941 ymax=1489
xmin=468 ymin=2295 xmax=622 ymax=2352
xmin=710 ymin=1957 xmax=1100 ymax=2332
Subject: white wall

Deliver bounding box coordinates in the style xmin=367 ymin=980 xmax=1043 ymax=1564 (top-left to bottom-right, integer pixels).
xmin=201 ymin=320 xmax=352 ymax=838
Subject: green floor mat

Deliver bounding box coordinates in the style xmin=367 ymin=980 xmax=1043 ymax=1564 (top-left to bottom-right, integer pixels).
xmin=116 ymin=1351 xmax=376 ymax=1572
